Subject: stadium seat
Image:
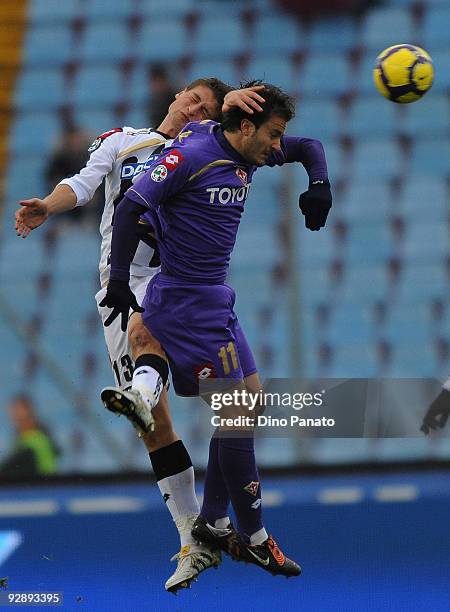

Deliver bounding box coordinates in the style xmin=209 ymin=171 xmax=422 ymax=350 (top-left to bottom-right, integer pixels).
xmin=252 ymin=14 xmax=304 ymax=55
xmin=346 ymin=223 xmax=393 ymax=263
xmin=401 ymin=94 xmax=449 ymax=137
xmin=410 ymin=138 xmax=450 ymax=175
xmin=14 ymin=68 xmax=66 ymax=111
xmin=74 ymin=109 xmax=117 ymax=135
xmin=72 ymin=66 xmax=123 ymax=108
xmin=395 ymin=263 xmax=447 ymax=300
xmin=244 ymin=58 xmax=296 ymax=94
xmin=340 ymin=179 xmax=392 ymax=222
xmin=194 ymin=16 xmax=246 ymax=58
xmin=288 ymin=100 xmax=343 ymax=140
xmin=398 ymin=177 xmax=448 ymax=220
xmin=422 ymin=8 xmax=450 ymax=47
xmin=306 ymin=17 xmax=358 ymax=52
xmin=352 ymin=139 xmax=400 ymax=180
xmin=4 ymin=154 xmax=47 ymax=204
xmin=389 ymin=342 xmax=437 ymax=376
xmin=142 ymin=0 xmax=193 ymax=18
xmin=9 ymin=112 xmax=61 ymax=155
xmin=187 ymin=59 xmax=236 ymax=87
xmin=402 ymin=222 xmax=449 ymax=260
xmin=329 ymin=343 xmax=380 ymax=376
xmin=346 ymin=97 xmax=400 ymax=137
xmin=78 ymin=23 xmax=133 ymax=64
xmin=136 ymin=20 xmax=188 ymax=62
xmin=28 ymin=0 xmax=80 ymax=24
xmin=300 ymin=54 xmax=351 ymax=97
xmin=339 ymin=264 xmax=388 ymax=301
xmin=120 ymin=106 xmax=148 ymax=130
xmin=23 ymin=24 xmax=74 ymax=67
xmin=84 ymin=0 xmax=135 ymax=20
xmin=361 ymin=8 xmax=415 ymax=51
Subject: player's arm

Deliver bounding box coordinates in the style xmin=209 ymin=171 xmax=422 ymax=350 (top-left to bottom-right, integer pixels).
xmin=267 ymin=136 xmax=332 ymax=231
xmin=15 ymin=128 xmax=120 ymax=238
xmin=101 ymin=148 xmax=192 ymax=331
xmin=421 ymin=378 xmax=450 ymax=435
xmin=222 ymin=86 xmax=266 ymax=115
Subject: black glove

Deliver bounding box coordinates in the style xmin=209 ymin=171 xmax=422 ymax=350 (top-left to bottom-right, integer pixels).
xmin=420 ymin=389 xmax=450 ymax=435
xmin=299 ymin=180 xmax=332 ymax=231
xmin=99 ymin=279 xmax=144 ymax=332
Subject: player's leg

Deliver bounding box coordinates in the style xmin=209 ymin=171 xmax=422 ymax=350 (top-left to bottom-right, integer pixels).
xmin=96 ymin=283 xmax=219 ymax=592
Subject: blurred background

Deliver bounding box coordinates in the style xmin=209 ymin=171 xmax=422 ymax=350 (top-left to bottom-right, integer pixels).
xmin=0 ymin=0 xmax=448 ymax=608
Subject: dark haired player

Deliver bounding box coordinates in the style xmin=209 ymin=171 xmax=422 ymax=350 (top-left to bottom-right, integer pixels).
xmin=101 ymin=81 xmax=332 ymax=578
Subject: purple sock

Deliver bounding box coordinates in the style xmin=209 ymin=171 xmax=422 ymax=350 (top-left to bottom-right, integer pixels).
xmin=201 ymin=436 xmax=230 ymax=525
xmin=218 ymin=436 xmax=263 ymax=540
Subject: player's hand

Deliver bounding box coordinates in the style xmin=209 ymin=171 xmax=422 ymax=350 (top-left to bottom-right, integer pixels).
xmin=15 ymin=198 xmax=49 ymax=238
xmin=99 ymin=279 xmax=144 ymax=332
xmin=222 ymin=86 xmax=265 ymax=115
xmin=420 ymin=389 xmax=450 ymax=435
xmin=298 ymin=180 xmax=332 ymax=231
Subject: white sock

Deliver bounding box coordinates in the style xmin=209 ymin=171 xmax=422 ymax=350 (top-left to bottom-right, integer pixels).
xmin=132 ymin=365 xmax=163 ymax=410
xmin=214 ymin=517 xmax=231 ymax=529
xmin=250 ymin=527 xmax=268 ymax=546
xmin=157 ymin=467 xmax=200 ymax=547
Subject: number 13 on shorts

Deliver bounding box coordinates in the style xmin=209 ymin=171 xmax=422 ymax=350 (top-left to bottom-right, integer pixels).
xmin=218 ymin=341 xmax=239 ymax=375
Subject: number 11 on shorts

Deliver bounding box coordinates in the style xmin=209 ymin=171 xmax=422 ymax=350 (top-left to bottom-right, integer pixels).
xmin=218 ymin=342 xmax=239 ymax=375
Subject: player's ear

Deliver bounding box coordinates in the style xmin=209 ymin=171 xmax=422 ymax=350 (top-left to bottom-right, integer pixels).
xmin=240 ymin=118 xmax=256 ymax=137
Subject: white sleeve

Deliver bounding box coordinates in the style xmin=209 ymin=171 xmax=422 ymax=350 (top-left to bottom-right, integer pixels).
xmin=443 ymin=377 xmax=450 ymax=392
xmin=58 ymin=130 xmax=120 ymax=206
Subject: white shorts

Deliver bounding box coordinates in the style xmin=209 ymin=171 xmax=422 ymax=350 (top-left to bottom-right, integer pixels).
xmin=95 ymin=275 xmax=151 ymax=390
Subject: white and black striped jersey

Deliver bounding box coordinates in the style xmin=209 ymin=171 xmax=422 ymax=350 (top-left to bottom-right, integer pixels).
xmin=60 ymin=126 xmax=172 ymax=287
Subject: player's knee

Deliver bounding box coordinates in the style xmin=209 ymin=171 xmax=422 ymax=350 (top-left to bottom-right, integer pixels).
xmin=128 ymin=314 xmax=165 ymax=360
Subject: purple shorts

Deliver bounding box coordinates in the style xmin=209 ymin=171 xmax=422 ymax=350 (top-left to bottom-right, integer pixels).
xmin=142 ymin=273 xmax=257 ymax=396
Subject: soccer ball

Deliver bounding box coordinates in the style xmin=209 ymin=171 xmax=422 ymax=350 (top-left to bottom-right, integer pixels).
xmin=373 ymin=44 xmax=434 ymax=104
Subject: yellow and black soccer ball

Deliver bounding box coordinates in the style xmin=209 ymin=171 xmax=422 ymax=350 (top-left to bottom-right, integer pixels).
xmin=373 ymin=44 xmax=434 ymax=104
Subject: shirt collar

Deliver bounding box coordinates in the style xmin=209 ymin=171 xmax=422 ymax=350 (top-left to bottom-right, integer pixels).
xmin=214 ymin=126 xmax=249 ymax=166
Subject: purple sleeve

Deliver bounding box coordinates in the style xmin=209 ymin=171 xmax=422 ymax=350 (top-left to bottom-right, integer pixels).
xmin=109 ymin=196 xmax=148 ymax=282
xmin=266 ymin=136 xmax=329 ymax=183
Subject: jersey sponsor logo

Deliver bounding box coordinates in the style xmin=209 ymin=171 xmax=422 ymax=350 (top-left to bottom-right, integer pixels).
xmin=151 ymin=164 xmax=168 ymax=182
xmin=161 ymin=150 xmax=184 ymax=170
xmin=195 ymin=363 xmax=217 ymax=380
xmin=120 ymin=159 xmax=157 ymax=180
xmin=206 ymin=184 xmax=251 ymax=205
xmin=88 ymin=128 xmax=123 ymax=152
xmin=236 ymin=168 xmax=248 ymax=184
xmin=243 ymin=481 xmax=259 ymax=496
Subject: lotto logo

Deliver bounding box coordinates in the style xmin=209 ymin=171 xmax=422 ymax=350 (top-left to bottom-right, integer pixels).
xmin=251 ymin=498 xmax=262 ymax=510
xmin=194 ymin=363 xmax=217 ymax=380
xmin=162 ymin=150 xmax=184 ymax=170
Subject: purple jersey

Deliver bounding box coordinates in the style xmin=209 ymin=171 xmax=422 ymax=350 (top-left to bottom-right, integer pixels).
xmin=125 ymin=120 xmax=327 ymax=284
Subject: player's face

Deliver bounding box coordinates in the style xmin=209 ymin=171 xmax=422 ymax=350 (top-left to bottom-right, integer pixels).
xmin=241 ymin=115 xmax=287 ymax=166
xmin=168 ymin=85 xmax=219 ymax=130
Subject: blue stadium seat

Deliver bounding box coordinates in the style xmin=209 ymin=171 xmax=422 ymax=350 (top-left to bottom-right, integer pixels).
xmin=9 ymin=112 xmax=61 ymax=155
xmin=136 ymin=20 xmax=188 ymax=62
xmin=327 ymin=305 xmax=374 ymax=343
xmin=352 ymin=139 xmax=400 ymax=179
xmin=289 ymin=100 xmax=342 ymax=140
xmin=79 ymin=23 xmax=132 ymax=64
xmin=126 ymin=64 xmax=152 ymax=107
xmin=84 ymin=0 xmax=135 ymax=20
xmin=253 ymin=14 xmax=304 ymax=54
xmin=300 ymin=54 xmax=351 ymax=97
xmin=187 ymin=59 xmax=236 ymax=87
xmin=399 ymin=177 xmax=448 ymax=220
xmin=329 ymin=343 xmax=380 ymax=377
xmin=4 ymin=154 xmax=47 ymax=204
xmin=307 ymin=17 xmax=358 ymax=52
xmin=389 ymin=342 xmax=437 ymax=377
xmin=194 ymin=16 xmax=246 ymax=58
xmin=346 ymin=97 xmax=400 ymax=137
xmin=340 ymin=264 xmax=387 ymax=301
xmin=340 ymin=179 xmax=392 ymax=222
xmin=28 ymin=0 xmax=80 ymax=24
xmin=422 ymin=8 xmax=450 ymax=47
xmin=346 ymin=223 xmax=392 ymax=263
xmin=396 ymin=263 xmax=447 ymax=300
xmin=401 ymin=93 xmax=448 ymax=137
xmin=23 ymin=24 xmax=74 ymax=67
xmin=361 ymin=8 xmax=415 ymax=50
xmin=121 ymin=106 xmax=148 ymax=130
xmin=142 ymin=0 xmax=193 ymax=18
xmin=244 ymin=57 xmax=295 ymax=94
xmin=232 ymin=226 xmax=278 ymax=268
xmin=74 ymin=109 xmax=117 ymax=135
xmin=72 ymin=66 xmax=123 ymax=108
xmin=410 ymin=137 xmax=450 ymax=175
xmin=14 ymin=68 xmax=66 ymax=111
xmin=403 ymin=222 xmax=448 ymax=260
xmin=357 ymin=51 xmax=381 ymax=96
